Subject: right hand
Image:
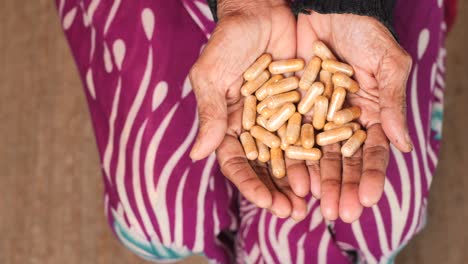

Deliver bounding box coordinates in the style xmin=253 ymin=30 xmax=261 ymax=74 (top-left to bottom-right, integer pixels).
xmin=189 ymin=0 xmax=309 ymax=220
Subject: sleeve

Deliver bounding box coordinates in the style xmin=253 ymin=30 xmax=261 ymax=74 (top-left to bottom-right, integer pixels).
xmin=206 ymin=0 xmax=396 ymax=37
xmin=291 ymin=0 xmax=396 ymax=38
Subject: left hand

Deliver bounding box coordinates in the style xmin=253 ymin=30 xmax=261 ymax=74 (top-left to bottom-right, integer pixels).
xmin=296 ymin=12 xmax=413 ymax=222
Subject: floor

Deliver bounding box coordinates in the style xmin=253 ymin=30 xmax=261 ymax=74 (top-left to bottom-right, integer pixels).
xmin=0 ymin=1 xmax=466 ymax=263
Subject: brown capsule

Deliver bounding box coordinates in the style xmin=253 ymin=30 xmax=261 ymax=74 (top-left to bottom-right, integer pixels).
xmin=316 ymin=127 xmax=353 ymax=146
xmin=286 ymin=146 xmax=322 ymax=161
xmin=298 ymin=82 xmax=324 ymax=114
xmin=256 ymin=100 xmax=269 ymax=114
xmin=312 ymin=96 xmax=329 ymax=130
xmin=268 ymin=76 xmax=299 ymax=96
xmin=255 ymin=75 xmax=284 ymax=101
xmin=312 ymin=40 xmax=336 ymax=60
xmin=277 ymin=124 xmax=289 ymax=150
xmin=240 ymin=132 xmax=258 ymax=160
xmin=266 ymin=103 xmax=296 ymax=132
xmin=256 ymin=139 xmax=271 ymax=162
xmin=322 ymin=60 xmax=354 ymax=76
xmin=320 ymin=70 xmax=334 ymax=99
xmin=327 ymin=87 xmax=346 ymax=121
xmin=243 ymin=53 xmax=273 ymax=81
xmin=333 ymin=106 xmax=361 ymax=125
xmin=299 ymin=56 xmax=322 ymax=90
xmin=269 ymin=59 xmax=305 ymax=74
xmin=270 ymin=148 xmax=286 ymax=178
xmin=260 ymin=106 xmax=280 ymax=119
xmin=341 ymin=130 xmax=367 ymax=157
xmin=332 ymin=72 xmax=360 ymax=93
xmin=250 ymin=125 xmax=281 ymax=149
xmin=241 ymin=70 xmax=270 ymax=96
xmin=324 ymin=122 xmax=361 ymax=132
xmin=286 ymin=112 xmax=302 ymax=144
xmin=266 ymin=91 xmax=301 ymax=109
xmin=242 ymin=95 xmax=257 ymax=130
xmin=256 ymin=115 xmax=268 ymax=129
xmin=294 ymin=137 xmax=302 ymax=146
xmin=301 ymin=124 xmax=315 ymax=149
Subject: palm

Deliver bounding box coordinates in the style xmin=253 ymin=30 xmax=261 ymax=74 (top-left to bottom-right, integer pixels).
xmin=296 ymin=12 xmax=412 ymax=222
xmin=192 ymin=3 xmax=309 ymax=220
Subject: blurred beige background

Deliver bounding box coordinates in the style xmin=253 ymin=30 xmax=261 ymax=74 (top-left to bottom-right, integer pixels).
xmin=0 ymin=1 xmax=466 ymax=263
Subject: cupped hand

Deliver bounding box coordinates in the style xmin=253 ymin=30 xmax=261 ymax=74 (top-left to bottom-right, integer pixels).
xmin=189 ymin=0 xmax=309 ymax=220
xmin=297 ymin=12 xmax=413 ymax=222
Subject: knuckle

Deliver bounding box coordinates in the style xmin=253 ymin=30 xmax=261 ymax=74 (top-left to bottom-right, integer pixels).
xmin=343 ymin=156 xmax=362 ymax=168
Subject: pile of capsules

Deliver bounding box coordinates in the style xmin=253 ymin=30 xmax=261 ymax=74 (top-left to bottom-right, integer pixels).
xmin=239 ymin=41 xmax=366 ymax=179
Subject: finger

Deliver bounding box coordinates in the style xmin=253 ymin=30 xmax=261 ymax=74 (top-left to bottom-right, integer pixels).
xmin=339 ymin=148 xmax=363 ymax=223
xmin=273 ymin=177 xmax=308 ymax=221
xmin=217 ymin=135 xmax=272 ymax=209
xmin=189 ymin=68 xmax=229 ymax=160
xmin=320 ymin=143 xmax=342 ymax=221
xmin=257 ymin=166 xmax=293 ymax=219
xmin=377 ymin=48 xmax=413 ymax=153
xmin=285 ymin=158 xmax=310 ymax=197
xmin=359 ymin=124 xmax=389 ymax=207
xmin=306 ymin=160 xmax=321 ymax=198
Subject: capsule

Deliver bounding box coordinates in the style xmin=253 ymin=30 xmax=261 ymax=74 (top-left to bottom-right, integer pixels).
xmin=268 ymin=76 xmax=299 ymax=96
xmin=312 ymin=40 xmax=336 ymax=60
xmin=294 ymin=137 xmax=302 ymax=146
xmin=270 ymin=148 xmax=286 ymax=178
xmin=269 ymin=59 xmax=305 ymax=74
xmin=241 ymin=71 xmax=270 ymax=96
xmin=250 ymin=125 xmax=281 ymax=149
xmin=301 ymin=124 xmax=315 ymax=149
xmin=286 ymin=146 xmax=322 ymax=161
xmin=298 ymin=82 xmax=324 ymax=114
xmin=243 ymin=53 xmax=272 ymax=81
xmin=256 ymin=139 xmax=270 ymax=162
xmin=333 ymin=106 xmax=361 ymax=125
xmin=256 ymin=115 xmax=268 ymax=129
xmin=242 ymin=95 xmax=257 ymax=130
xmin=341 ymin=130 xmax=367 ymax=157
xmin=256 ymin=100 xmax=268 ymax=114
xmin=277 ymin=124 xmax=289 ymax=150
xmin=332 ymin=72 xmax=360 ymax=93
xmin=266 ymin=91 xmax=301 ymax=109
xmin=266 ymin=103 xmax=296 ymax=132
xmin=299 ymin=56 xmax=322 ymax=90
xmin=312 ymin=96 xmax=328 ymax=130
xmin=322 ymin=60 xmax=354 ymax=76
xmin=324 ymin=122 xmax=361 ymax=132
xmin=286 ymin=112 xmax=302 ymax=144
xmin=260 ymin=106 xmax=280 ymax=119
xmin=316 ymin=127 xmax=353 ymax=146
xmin=327 ymin=87 xmax=346 ymax=121
xmin=320 ymin=70 xmax=334 ymax=99
xmin=240 ymin=132 xmax=258 ymax=160
xmin=255 ymin=75 xmax=284 ymax=101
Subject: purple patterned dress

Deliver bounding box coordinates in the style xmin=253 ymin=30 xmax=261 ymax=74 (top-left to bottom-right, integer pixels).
xmin=57 ymin=0 xmax=446 ymax=263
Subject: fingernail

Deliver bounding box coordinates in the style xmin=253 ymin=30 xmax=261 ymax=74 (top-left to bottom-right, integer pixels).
xmin=189 ymin=141 xmax=200 ymax=160
xmin=292 ymin=210 xmax=305 ymax=222
xmin=405 ymin=133 xmax=413 ymax=152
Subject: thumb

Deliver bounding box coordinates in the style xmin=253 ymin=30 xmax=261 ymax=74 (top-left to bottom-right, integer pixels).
xmin=189 ymin=70 xmax=228 ymax=160
xmin=377 ymin=49 xmax=413 ymax=153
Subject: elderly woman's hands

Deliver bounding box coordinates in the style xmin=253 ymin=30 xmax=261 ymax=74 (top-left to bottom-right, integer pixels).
xmin=296 ymin=12 xmax=413 ymax=222
xmin=189 ymin=0 xmax=309 ymax=220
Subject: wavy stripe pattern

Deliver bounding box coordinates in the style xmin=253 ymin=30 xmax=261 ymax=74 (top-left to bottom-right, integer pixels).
xmin=58 ymin=0 xmax=446 ymax=263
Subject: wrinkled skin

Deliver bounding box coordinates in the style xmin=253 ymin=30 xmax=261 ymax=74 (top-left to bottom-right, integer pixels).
xmin=297 ymin=13 xmax=413 ymax=222
xmin=189 ymin=0 xmax=413 ymax=223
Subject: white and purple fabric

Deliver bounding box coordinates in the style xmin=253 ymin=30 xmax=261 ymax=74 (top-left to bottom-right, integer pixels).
xmin=57 ymin=0 xmax=447 ymax=263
